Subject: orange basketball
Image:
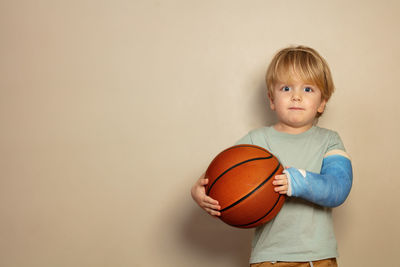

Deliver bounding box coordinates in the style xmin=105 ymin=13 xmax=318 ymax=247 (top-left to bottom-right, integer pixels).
xmin=205 ymin=144 xmax=285 ymax=228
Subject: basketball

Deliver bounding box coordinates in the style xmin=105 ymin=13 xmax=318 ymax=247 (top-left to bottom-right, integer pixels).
xmin=205 ymin=144 xmax=285 ymax=228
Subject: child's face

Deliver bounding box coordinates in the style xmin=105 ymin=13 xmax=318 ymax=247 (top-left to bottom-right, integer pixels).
xmin=269 ymin=77 xmax=326 ymax=132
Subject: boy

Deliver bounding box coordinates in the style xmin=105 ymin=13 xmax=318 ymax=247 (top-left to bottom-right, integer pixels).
xmin=191 ymin=46 xmax=352 ymax=267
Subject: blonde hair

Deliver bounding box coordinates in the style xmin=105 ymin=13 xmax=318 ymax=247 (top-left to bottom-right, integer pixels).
xmin=266 ymin=46 xmax=335 ymax=104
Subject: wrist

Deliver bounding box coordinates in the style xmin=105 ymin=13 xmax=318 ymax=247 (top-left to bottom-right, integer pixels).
xmin=283 ymin=169 xmax=293 ymax=196
xmin=284 ymin=167 xmax=307 ymax=197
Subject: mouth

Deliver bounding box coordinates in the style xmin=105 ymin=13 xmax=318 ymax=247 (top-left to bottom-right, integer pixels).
xmin=289 ymin=107 xmax=304 ymax=110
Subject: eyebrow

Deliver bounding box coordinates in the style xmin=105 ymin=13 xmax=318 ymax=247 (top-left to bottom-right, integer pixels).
xmin=275 ymin=83 xmax=316 ymax=87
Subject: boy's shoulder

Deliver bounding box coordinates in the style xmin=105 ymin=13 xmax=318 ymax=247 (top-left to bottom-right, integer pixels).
xmin=235 ymin=126 xmax=271 ymax=146
xmin=248 ymin=126 xmax=271 ymax=134
xmin=313 ymin=126 xmax=340 ymax=136
xmin=247 ymin=126 xmax=271 ymax=138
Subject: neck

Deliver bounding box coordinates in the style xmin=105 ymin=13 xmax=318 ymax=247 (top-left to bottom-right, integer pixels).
xmin=273 ymin=123 xmax=313 ymax=134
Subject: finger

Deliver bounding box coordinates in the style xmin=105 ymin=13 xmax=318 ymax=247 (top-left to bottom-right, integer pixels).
xmin=274 ymin=174 xmax=287 ymax=180
xmin=274 ymin=185 xmax=288 ymax=193
xmin=205 ymin=207 xmax=218 ymax=215
xmin=202 ymin=202 xmax=221 ymax=211
xmin=204 ymin=196 xmax=219 ymax=205
xmin=273 ymin=178 xmax=287 ymax=186
xmin=199 ymin=178 xmax=209 ymax=186
xmin=203 ymin=202 xmax=221 ymax=210
xmin=274 ymin=189 xmax=288 ymax=195
xmin=205 ymin=208 xmax=221 ymax=216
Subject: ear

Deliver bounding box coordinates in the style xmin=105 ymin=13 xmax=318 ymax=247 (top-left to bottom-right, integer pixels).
xmin=268 ymin=92 xmax=275 ymax=111
xmin=317 ymin=99 xmax=327 ymax=113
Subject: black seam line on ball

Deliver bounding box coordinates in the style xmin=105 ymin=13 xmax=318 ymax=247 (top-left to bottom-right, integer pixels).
xmin=233 ymin=194 xmax=282 ymax=227
xmin=206 ymin=156 xmax=273 ymax=195
xmin=224 ymin=145 xmax=271 ymax=155
xmin=219 ymin=162 xmax=281 ymax=212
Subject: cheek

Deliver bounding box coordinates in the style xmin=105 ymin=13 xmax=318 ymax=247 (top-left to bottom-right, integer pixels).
xmin=306 ymin=97 xmax=321 ymax=108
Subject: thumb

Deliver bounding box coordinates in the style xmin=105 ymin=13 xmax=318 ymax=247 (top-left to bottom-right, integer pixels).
xmin=199 ymin=178 xmax=209 ymax=186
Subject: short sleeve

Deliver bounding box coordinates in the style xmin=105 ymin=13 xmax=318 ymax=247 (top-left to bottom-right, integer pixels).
xmin=327 ymin=131 xmax=346 ymax=152
xmin=234 ymin=133 xmax=253 ymax=145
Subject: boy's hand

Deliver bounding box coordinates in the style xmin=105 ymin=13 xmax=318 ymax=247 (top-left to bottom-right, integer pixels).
xmin=191 ymin=173 xmax=221 ymax=217
xmin=273 ymin=173 xmax=289 ymax=195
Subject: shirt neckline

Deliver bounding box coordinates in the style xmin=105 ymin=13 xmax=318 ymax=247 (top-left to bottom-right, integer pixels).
xmin=269 ymin=125 xmax=317 ymax=139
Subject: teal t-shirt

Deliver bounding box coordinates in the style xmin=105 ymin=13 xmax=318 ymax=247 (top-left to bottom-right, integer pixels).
xmin=235 ymin=126 xmax=345 ymax=263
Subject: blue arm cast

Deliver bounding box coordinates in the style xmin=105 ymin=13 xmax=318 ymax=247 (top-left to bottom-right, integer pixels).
xmin=284 ymin=154 xmax=353 ymax=207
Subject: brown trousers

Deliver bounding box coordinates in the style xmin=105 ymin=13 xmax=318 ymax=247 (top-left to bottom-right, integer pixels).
xmin=250 ymin=258 xmax=337 ymax=267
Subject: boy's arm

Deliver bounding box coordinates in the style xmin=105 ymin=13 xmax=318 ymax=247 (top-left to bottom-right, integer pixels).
xmin=284 ymin=150 xmax=353 ymax=207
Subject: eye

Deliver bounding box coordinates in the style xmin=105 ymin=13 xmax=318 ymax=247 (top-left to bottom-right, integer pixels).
xmin=281 ymin=86 xmax=291 ymax=92
xmin=304 ymin=87 xmax=313 ymax=92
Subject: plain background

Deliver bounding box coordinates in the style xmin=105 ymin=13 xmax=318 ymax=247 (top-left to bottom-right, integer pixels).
xmin=1 ymin=1 xmax=400 ymax=266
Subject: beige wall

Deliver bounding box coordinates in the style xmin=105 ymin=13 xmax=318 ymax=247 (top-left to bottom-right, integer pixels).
xmin=1 ymin=1 xmax=399 ymax=266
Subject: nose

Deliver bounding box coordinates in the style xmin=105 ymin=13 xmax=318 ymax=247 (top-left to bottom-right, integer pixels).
xmin=291 ymin=91 xmax=301 ymax=101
